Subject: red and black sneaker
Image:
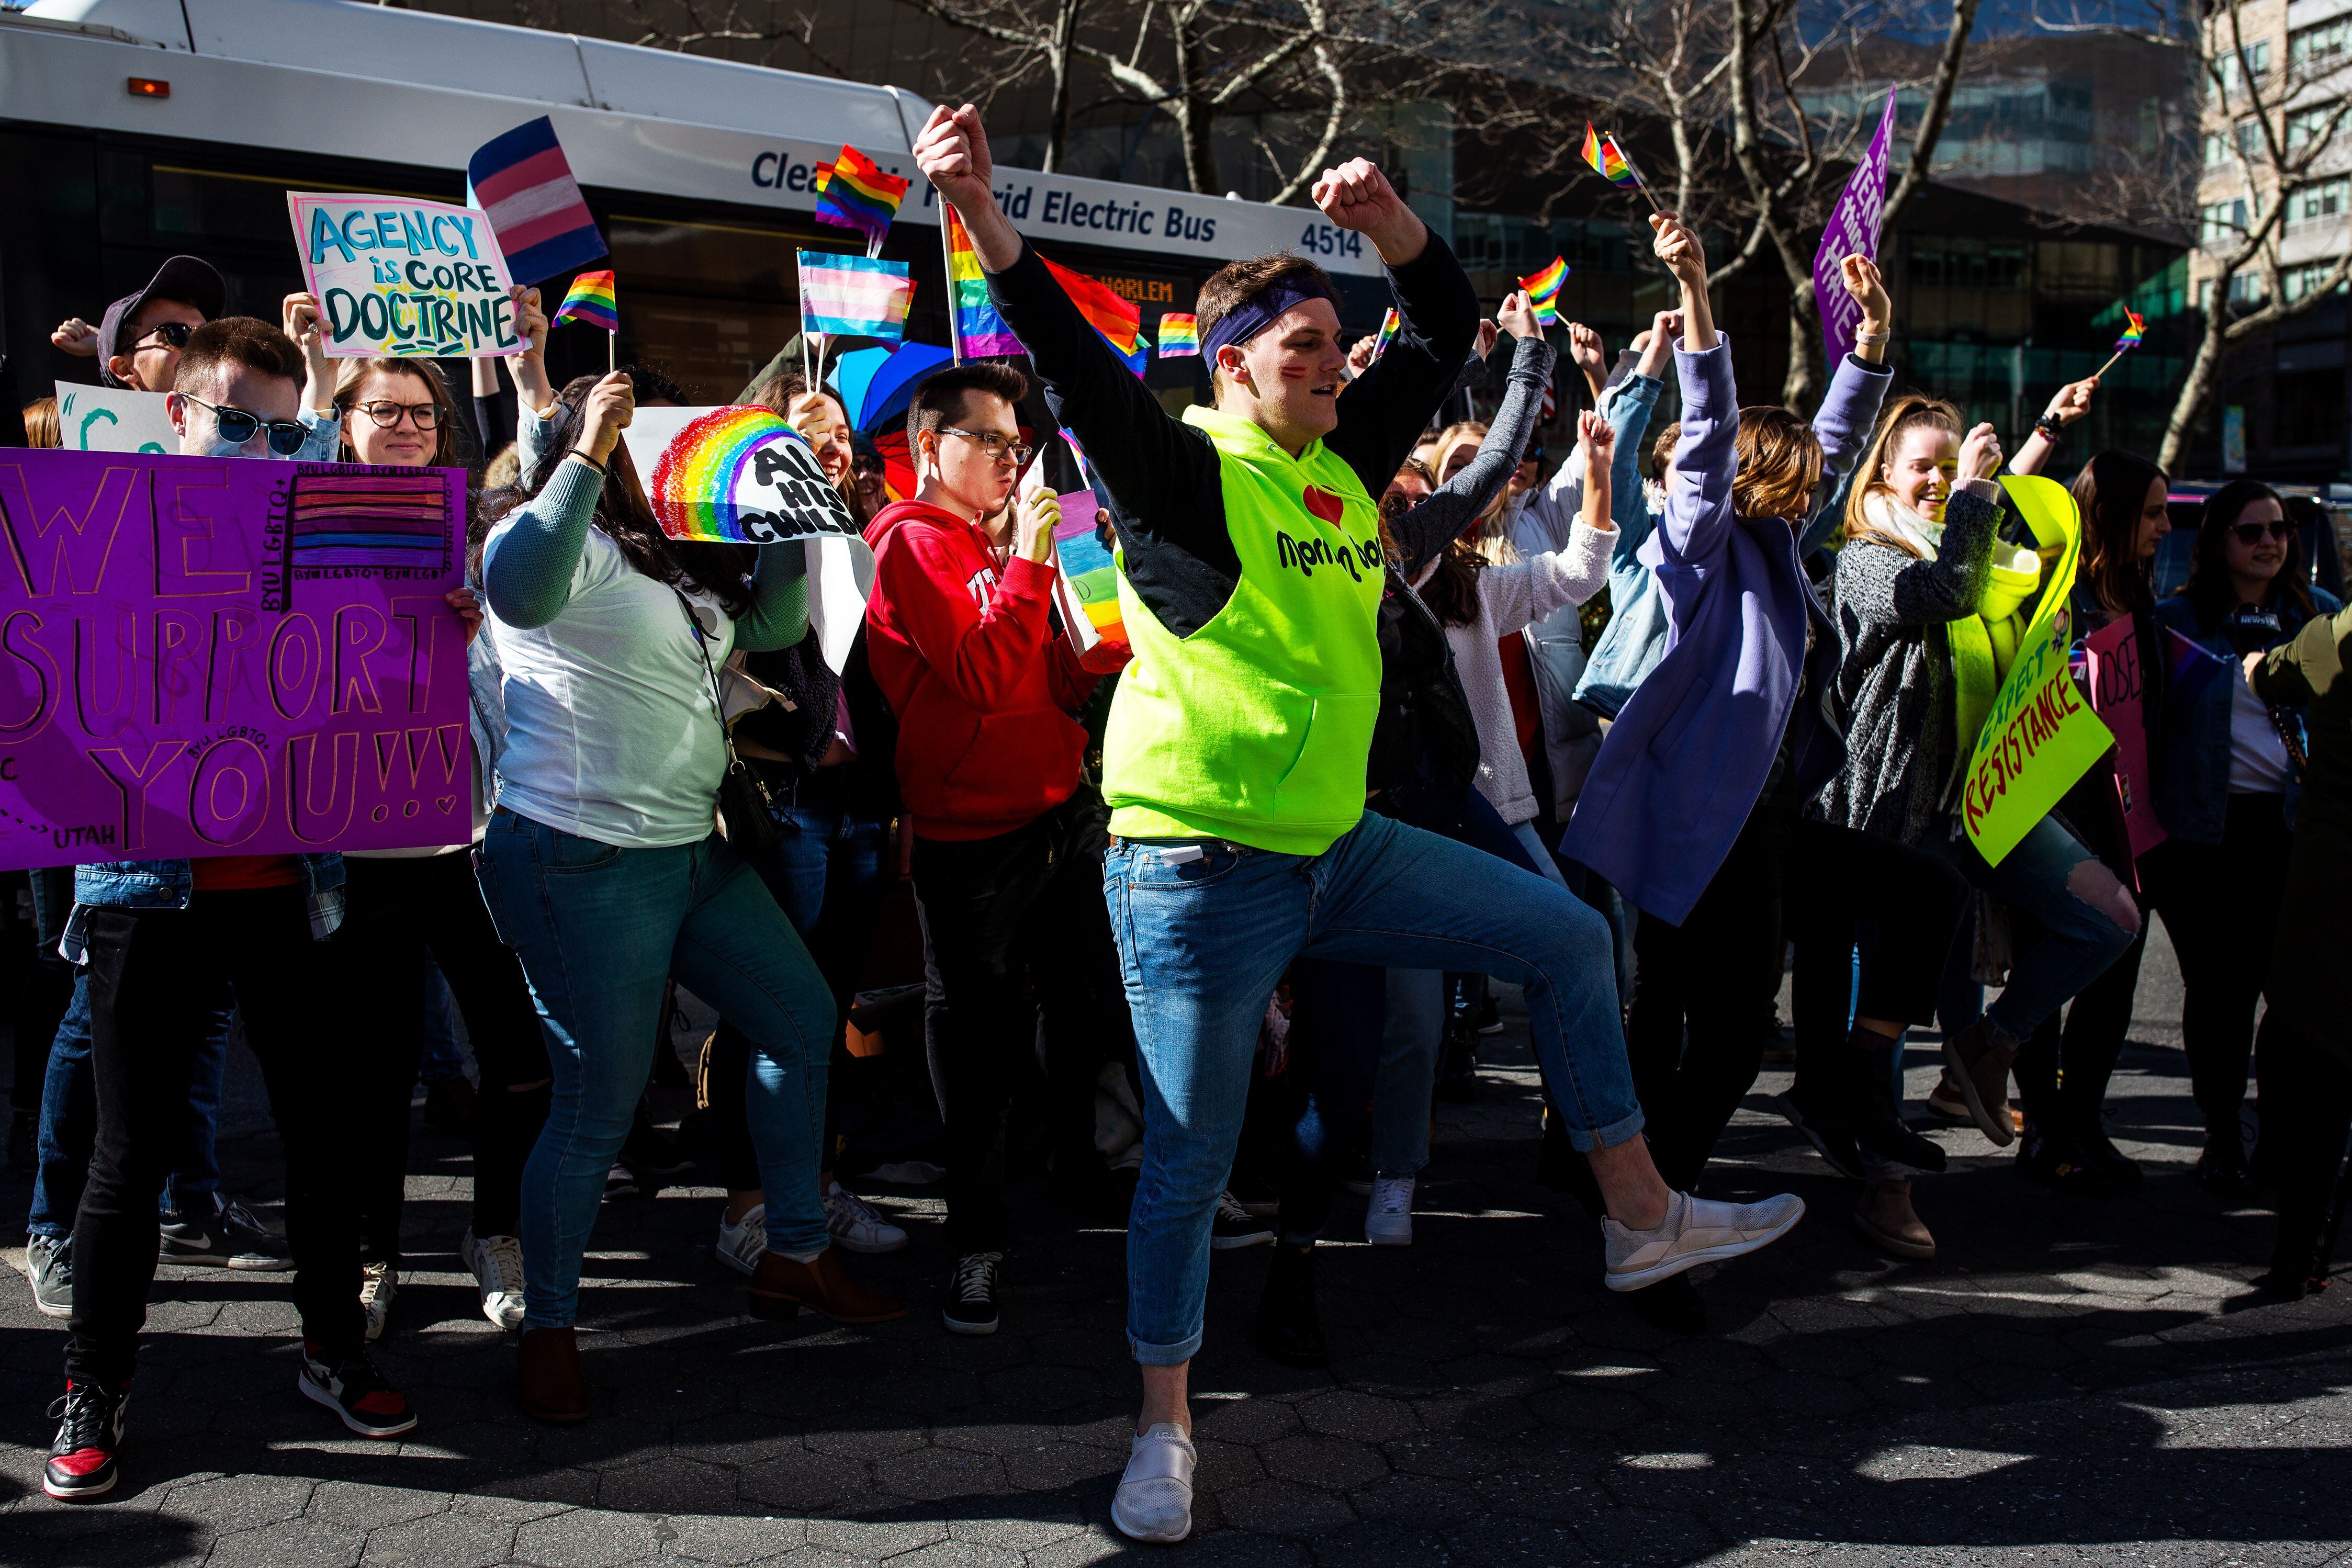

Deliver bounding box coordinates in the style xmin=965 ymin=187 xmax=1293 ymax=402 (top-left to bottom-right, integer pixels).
xmin=44 ymin=1380 xmax=128 ymax=1501
xmin=296 ymin=1343 xmax=417 ymax=1438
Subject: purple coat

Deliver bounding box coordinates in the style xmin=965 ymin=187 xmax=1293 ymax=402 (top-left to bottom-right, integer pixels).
xmin=1562 ymin=338 xmax=1888 ymax=925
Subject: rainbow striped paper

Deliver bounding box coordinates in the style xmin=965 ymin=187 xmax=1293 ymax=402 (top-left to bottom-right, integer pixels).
xmin=1519 ymin=256 xmax=1569 ymax=325
xmin=553 ymin=270 xmax=618 ymax=333
xmin=647 ymin=407 xmax=803 ymax=542
xmin=1582 ymin=124 xmax=1640 ymax=190
xmin=797 ymin=252 xmax=914 ymax=341
xmin=816 ymin=145 xmax=909 ymax=244
xmin=1155 ymin=312 xmax=1199 ymax=357
xmin=946 ymin=204 xmax=1023 ymax=358
xmin=2113 ymin=308 xmax=2145 ymax=352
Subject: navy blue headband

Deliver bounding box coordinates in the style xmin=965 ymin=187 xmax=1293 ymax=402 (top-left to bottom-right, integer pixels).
xmin=1201 ymin=277 xmax=1335 ymax=364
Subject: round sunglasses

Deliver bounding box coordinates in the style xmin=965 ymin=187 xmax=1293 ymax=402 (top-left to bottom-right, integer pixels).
xmin=180 ymin=394 xmax=309 ymax=456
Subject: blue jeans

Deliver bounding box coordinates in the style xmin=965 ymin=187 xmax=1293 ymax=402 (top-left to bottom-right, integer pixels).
xmin=28 ymin=972 xmax=233 ymax=1238
xmin=1370 ymin=967 xmax=1445 ymax=1177
xmin=1925 ymin=815 xmax=2135 ymax=1042
xmin=1106 ymin=811 xmax=1635 ymax=1363
xmin=476 ymin=809 xmax=835 ymax=1328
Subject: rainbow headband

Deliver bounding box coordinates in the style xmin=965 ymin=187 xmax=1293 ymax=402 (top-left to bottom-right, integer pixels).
xmin=647 ymin=407 xmax=810 ymax=543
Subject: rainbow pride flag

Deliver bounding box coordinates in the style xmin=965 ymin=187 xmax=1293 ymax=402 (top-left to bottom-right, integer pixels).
xmin=945 ymin=204 xmax=1023 ymax=359
xmin=554 ymin=270 xmax=618 ymax=333
xmin=1519 ymin=256 xmax=1569 ymax=324
xmin=1043 ymin=255 xmax=1145 ymax=374
xmin=1582 ymin=123 xmax=1640 ymax=189
xmin=1155 ymin=312 xmax=1199 ymax=357
xmin=1373 ymin=307 xmax=1400 ymax=360
xmin=816 ymin=145 xmax=909 ymax=245
xmin=797 ymin=252 xmax=914 ymax=340
xmin=2113 ymin=307 xmax=2145 ymax=353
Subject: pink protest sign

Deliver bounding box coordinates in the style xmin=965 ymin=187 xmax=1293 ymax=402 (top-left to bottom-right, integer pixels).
xmin=2083 ymin=615 xmax=2166 ymax=865
xmin=0 ymin=449 xmax=471 ymax=870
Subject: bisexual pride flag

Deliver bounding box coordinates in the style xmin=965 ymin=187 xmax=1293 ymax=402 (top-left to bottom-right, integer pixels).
xmin=467 ymin=117 xmax=607 ymax=285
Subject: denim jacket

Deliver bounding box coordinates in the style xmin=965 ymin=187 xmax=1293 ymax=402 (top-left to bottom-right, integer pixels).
xmin=2149 ymin=587 xmax=2341 ymax=844
xmin=62 ymin=855 xmax=346 ymax=963
xmin=1565 ymin=372 xmax=1669 ymax=719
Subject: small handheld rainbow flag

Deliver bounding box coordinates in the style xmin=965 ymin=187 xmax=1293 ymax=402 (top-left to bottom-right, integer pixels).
xmin=1372 ymin=308 xmax=1400 ymax=360
xmin=1518 ymin=256 xmax=1570 ymax=325
xmin=1582 ymin=124 xmax=1639 ymax=190
xmin=2092 ymin=305 xmax=2147 ymax=378
xmin=1155 ymin=312 xmax=1199 ymax=357
xmin=816 ymin=145 xmax=909 ymax=254
xmin=554 ymin=270 xmax=618 ymax=334
xmin=944 ymin=205 xmax=1023 ymax=362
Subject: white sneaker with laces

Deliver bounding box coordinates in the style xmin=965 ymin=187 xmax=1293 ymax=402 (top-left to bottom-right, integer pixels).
xmin=1602 ymin=1189 xmax=1804 ymax=1292
xmin=359 ymin=1260 xmax=397 ymax=1341
xmin=1365 ymin=1175 xmax=1415 ymax=1246
xmin=1111 ymin=1421 xmax=1196 ymax=1543
xmin=460 ymin=1228 xmax=526 ymax=1330
xmin=715 ymin=1203 xmax=767 ymax=1277
xmin=825 ymin=1179 xmax=908 ymax=1254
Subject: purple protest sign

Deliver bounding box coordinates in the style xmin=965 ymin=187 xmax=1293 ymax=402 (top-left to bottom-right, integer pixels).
xmin=1813 ymin=87 xmax=1899 ymax=370
xmin=0 ymin=449 xmax=471 ymax=870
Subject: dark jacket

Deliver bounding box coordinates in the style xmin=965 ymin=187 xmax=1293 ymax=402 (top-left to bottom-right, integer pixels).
xmin=2151 ymin=586 xmax=2343 ymax=844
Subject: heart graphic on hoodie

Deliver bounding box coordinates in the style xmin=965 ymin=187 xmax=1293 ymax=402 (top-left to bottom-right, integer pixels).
xmin=1302 ymin=485 xmax=1346 ymax=526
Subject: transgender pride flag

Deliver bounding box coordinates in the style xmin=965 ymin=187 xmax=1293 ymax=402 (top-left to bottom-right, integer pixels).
xmin=797 ymin=252 xmax=914 ymax=340
xmin=467 ymin=117 xmax=607 ymax=285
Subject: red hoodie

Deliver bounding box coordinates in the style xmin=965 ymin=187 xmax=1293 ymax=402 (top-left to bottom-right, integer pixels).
xmin=863 ymin=499 xmax=1124 ymax=841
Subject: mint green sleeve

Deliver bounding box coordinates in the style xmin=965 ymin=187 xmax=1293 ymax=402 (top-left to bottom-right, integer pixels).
xmin=482 ymin=459 xmax=603 ymax=630
xmin=732 ymin=542 xmax=812 ymax=652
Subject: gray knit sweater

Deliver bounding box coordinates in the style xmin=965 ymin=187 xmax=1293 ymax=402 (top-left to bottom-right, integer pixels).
xmin=1815 ymin=479 xmax=2004 ymax=846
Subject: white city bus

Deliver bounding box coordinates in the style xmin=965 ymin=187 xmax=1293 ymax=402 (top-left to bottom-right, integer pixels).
xmin=1 ymin=0 xmax=1387 ymax=416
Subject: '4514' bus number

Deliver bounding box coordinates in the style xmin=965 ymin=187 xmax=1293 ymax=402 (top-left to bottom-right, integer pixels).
xmin=1299 ymin=224 xmax=1364 ymax=258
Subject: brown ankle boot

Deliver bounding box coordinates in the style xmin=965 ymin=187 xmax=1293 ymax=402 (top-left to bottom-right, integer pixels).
xmin=749 ymin=1247 xmax=906 ymax=1324
xmin=516 ymin=1326 xmax=590 ymax=1423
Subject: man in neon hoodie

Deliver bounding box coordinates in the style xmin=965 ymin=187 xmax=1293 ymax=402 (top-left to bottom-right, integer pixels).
xmin=862 ymin=360 xmax=1133 ymax=1341
xmin=915 ymin=103 xmax=1805 ymax=1547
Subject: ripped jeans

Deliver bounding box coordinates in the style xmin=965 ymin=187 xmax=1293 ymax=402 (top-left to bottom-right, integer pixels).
xmin=1923 ymin=813 xmax=2137 ymax=1042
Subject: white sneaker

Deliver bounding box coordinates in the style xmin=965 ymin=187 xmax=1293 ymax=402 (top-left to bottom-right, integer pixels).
xmin=1365 ymin=1176 xmax=1414 ymax=1246
xmin=825 ymin=1180 xmax=908 ymax=1255
xmin=1110 ymin=1422 xmax=1195 ymax=1543
xmin=715 ymin=1203 xmax=767 ymax=1277
xmin=460 ymin=1228 xmax=526 ymax=1331
xmin=1603 ymin=1189 xmax=1804 ymax=1292
xmin=359 ymin=1260 xmax=397 ymax=1341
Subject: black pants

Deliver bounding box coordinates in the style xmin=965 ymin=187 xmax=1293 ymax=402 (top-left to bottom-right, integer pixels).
xmin=1786 ymin=824 xmax=1972 ymax=1101
xmin=2012 ymin=926 xmax=2146 ymax=1134
xmin=2151 ymin=793 xmax=2292 ymax=1142
xmin=342 ymin=853 xmax=552 ymax=1258
xmin=1272 ymin=960 xmax=1381 ymax=1244
xmin=2256 ymin=1012 xmax=2352 ymax=1282
xmin=1639 ymin=809 xmax=1967 ymax=1189
xmin=71 ymin=890 xmax=361 ymax=1385
xmin=911 ymin=797 xmax=1134 ymax=1254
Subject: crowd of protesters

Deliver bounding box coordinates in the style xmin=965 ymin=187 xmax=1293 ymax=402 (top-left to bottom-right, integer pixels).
xmin=14 ymin=100 xmax=2351 ymax=1546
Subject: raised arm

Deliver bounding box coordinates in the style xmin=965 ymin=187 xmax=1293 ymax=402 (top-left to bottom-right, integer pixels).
xmin=1651 ymin=213 xmax=1737 ymax=572
xmin=482 ymin=373 xmax=632 ymax=629
xmin=1810 ymin=256 xmax=1894 ymax=490
xmin=1387 ymin=300 xmax=1554 ymax=575
xmin=915 ymin=104 xmax=1215 ymax=537
xmin=2009 ymin=376 xmax=2097 ymax=478
xmin=1324 ymin=179 xmax=1480 ymax=495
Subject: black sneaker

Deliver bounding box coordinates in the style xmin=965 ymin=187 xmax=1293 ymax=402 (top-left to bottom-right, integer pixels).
xmin=27 ymin=1232 xmax=73 ymax=1318
xmin=2016 ymin=1122 xmax=2117 ymax=1195
xmin=1251 ymin=1244 xmax=1327 ymax=1368
xmin=941 ymin=1251 xmax=1002 ymax=1336
xmin=1210 ymin=1190 xmax=1275 ymax=1250
xmin=1774 ymin=1088 xmax=1864 ymax=1183
xmin=44 ymin=1381 xmax=128 ymax=1501
xmin=297 ymin=1344 xmax=417 ymax=1438
xmin=2197 ymin=1139 xmax=2260 ymax=1204
xmin=159 ymin=1198 xmax=294 ymax=1271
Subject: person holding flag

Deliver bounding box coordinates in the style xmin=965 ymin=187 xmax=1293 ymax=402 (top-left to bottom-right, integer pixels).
xmin=915 ymin=101 xmax=1806 ymax=1546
